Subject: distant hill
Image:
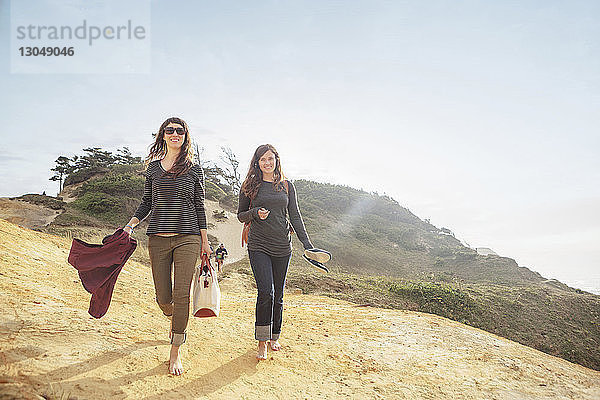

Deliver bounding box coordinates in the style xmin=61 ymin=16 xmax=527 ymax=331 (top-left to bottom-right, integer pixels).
xmin=293 ymin=179 xmax=543 ymax=285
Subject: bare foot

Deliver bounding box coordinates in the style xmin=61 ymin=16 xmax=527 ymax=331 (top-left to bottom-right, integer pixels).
xmin=169 ymin=345 xmax=183 ymax=375
xmin=256 ymin=341 xmax=268 ymax=360
xmin=269 ymin=340 xmax=281 ymax=351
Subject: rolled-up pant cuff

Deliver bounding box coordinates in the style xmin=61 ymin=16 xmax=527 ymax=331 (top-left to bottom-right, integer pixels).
xmin=271 ymin=332 xmax=280 ymax=341
xmin=171 ymin=332 xmax=186 ymax=346
xmin=255 ymin=325 xmax=271 ymax=341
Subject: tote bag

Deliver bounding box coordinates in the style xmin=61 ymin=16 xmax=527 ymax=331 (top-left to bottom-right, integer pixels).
xmin=192 ymin=254 xmax=220 ymax=318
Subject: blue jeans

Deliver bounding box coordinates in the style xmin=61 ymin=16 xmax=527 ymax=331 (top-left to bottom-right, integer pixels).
xmin=248 ymin=250 xmax=291 ymax=341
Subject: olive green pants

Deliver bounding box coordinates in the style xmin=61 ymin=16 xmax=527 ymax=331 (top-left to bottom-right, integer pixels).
xmin=148 ymin=234 xmax=201 ymax=346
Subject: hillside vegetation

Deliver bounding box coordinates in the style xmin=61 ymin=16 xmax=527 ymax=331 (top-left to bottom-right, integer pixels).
xmin=294 ymin=180 xmax=543 ymax=285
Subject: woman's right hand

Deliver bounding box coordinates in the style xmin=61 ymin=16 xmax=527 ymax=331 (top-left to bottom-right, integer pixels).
xmin=257 ymin=207 xmax=270 ymax=220
xmin=123 ymin=217 xmax=139 ymax=235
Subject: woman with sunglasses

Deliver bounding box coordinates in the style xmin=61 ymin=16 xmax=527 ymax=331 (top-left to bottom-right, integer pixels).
xmin=124 ymin=117 xmax=211 ymax=375
xmin=238 ymin=144 xmax=315 ymax=360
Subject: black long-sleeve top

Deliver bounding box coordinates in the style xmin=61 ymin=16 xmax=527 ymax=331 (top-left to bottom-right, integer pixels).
xmin=134 ymin=160 xmax=207 ymax=235
xmin=238 ymin=180 xmax=313 ymax=257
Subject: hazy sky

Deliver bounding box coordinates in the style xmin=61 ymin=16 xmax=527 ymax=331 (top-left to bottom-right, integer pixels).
xmin=1 ymin=1 xmax=598 ymax=293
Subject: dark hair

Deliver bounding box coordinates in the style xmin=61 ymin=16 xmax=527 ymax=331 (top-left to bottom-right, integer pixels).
xmin=241 ymin=144 xmax=286 ymax=199
xmin=145 ymin=117 xmax=194 ymax=177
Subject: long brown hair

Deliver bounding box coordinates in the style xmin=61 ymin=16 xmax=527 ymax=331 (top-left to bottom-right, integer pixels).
xmin=145 ymin=117 xmax=194 ymax=177
xmin=241 ymin=144 xmax=286 ymax=199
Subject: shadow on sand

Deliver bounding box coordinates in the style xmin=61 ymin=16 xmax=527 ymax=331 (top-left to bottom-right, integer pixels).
xmin=19 ymin=340 xmax=168 ymax=399
xmin=11 ymin=341 xmax=258 ymax=399
xmin=0 ymin=345 xmax=46 ymax=365
xmin=141 ymin=349 xmax=259 ymax=399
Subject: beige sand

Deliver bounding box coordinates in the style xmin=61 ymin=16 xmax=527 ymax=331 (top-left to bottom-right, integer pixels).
xmin=0 ymin=198 xmax=60 ymax=230
xmin=203 ymin=200 xmax=245 ymax=264
xmin=0 ymin=219 xmax=599 ymax=399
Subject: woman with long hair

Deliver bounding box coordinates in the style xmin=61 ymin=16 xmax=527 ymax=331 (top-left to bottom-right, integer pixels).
xmin=238 ymin=144 xmax=315 ymax=360
xmin=124 ymin=117 xmax=211 ymax=375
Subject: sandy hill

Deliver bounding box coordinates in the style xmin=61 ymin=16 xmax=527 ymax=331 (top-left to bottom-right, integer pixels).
xmin=0 ymin=219 xmax=599 ymax=399
xmin=0 ymin=198 xmax=60 ymax=231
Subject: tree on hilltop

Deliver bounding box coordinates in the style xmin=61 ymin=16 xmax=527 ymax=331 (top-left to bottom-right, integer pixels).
xmin=220 ymin=146 xmax=241 ymax=195
xmin=49 ymin=147 xmax=144 ymax=192
xmin=192 ymin=142 xmax=204 ymax=167
xmin=49 ymin=156 xmax=74 ymax=193
xmin=115 ymin=147 xmax=142 ymax=165
xmin=76 ymin=147 xmax=117 ymax=169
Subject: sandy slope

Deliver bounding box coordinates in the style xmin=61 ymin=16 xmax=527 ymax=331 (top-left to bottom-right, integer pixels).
xmin=0 ymin=219 xmax=599 ymax=400
xmin=0 ymin=199 xmax=59 ymax=231
xmin=203 ymin=200 xmax=245 ymax=264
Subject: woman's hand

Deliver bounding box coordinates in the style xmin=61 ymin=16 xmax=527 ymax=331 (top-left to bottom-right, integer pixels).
xmin=257 ymin=207 xmax=270 ymax=220
xmin=123 ymin=218 xmax=139 ymax=236
xmin=201 ymin=240 xmax=212 ymax=256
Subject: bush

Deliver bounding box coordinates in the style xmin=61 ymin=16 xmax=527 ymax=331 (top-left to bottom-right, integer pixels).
xmin=13 ymin=194 xmax=66 ymax=210
xmin=109 ymin=163 xmax=144 ymax=175
xmin=205 ymin=180 xmax=227 ymax=201
xmin=350 ymin=225 xmax=377 ymax=243
xmin=219 ymin=194 xmax=238 ymax=212
xmin=389 ymin=281 xmax=478 ymax=321
xmin=72 ymin=192 xmax=124 ymax=223
xmin=52 ymin=207 xmax=104 ymax=227
xmin=213 ymin=210 xmax=228 ymax=221
xmin=63 ymin=167 xmax=107 ymax=186
xmin=78 ymin=173 xmax=145 ymax=198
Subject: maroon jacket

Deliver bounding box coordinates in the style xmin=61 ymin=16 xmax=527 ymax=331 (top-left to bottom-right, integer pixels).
xmin=68 ymin=229 xmax=137 ymax=318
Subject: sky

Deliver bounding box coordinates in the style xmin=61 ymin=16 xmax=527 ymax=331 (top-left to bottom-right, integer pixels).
xmin=1 ymin=0 xmax=598 ymax=293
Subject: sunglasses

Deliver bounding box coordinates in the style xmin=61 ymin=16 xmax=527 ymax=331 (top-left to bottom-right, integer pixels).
xmin=164 ymin=127 xmax=186 ymax=135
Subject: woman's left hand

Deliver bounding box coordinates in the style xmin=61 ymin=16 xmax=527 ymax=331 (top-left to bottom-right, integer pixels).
xmin=201 ymin=241 xmax=212 ymax=256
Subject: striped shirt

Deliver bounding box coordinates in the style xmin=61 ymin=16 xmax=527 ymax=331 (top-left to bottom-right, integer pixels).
xmin=134 ymin=160 xmax=207 ymax=235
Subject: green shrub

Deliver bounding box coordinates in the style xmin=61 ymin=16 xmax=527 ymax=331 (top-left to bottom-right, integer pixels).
xmin=205 ymin=180 xmax=227 ymax=201
xmin=78 ymin=173 xmax=145 ymax=198
xmin=14 ymin=194 xmax=66 ymax=210
xmin=389 ymin=281 xmax=478 ymax=321
xmin=52 ymin=207 xmax=103 ymax=227
xmin=219 ymin=194 xmax=238 ymax=212
xmin=72 ymin=192 xmax=123 ymax=224
xmin=109 ymin=163 xmax=144 ymax=175
xmin=63 ymin=167 xmax=107 ymax=186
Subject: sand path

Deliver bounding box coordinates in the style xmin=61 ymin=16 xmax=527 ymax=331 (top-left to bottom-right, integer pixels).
xmin=0 ymin=198 xmax=60 ymax=230
xmin=0 ymin=219 xmax=599 ymax=399
xmin=203 ymin=200 xmax=245 ymax=264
